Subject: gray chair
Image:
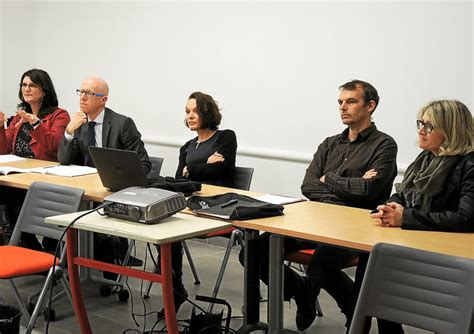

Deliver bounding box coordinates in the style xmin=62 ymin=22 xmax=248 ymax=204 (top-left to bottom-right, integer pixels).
xmin=0 ymin=182 xmax=84 ymax=333
xmin=349 ymin=242 xmax=474 ymax=334
xmin=148 ymin=156 xmax=164 ymax=178
xmin=183 ymin=166 xmax=254 ymax=308
xmin=232 ymin=166 xmax=254 ymax=191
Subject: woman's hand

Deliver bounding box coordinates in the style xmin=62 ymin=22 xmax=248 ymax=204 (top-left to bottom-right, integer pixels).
xmin=370 ymin=202 xmax=404 ymax=227
xmin=182 ymin=166 xmax=189 ymax=178
xmin=0 ymin=111 xmax=6 ymax=125
xmin=15 ymin=110 xmax=39 ymax=128
xmin=207 ymin=151 xmax=225 ymax=164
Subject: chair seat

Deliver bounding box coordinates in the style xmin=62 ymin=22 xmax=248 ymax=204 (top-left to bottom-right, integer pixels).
xmin=0 ymin=246 xmax=58 ymax=278
xmin=286 ymin=249 xmax=359 ymax=267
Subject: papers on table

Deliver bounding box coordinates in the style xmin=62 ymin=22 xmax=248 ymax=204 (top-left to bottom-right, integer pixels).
xmin=0 ymin=164 xmax=97 ymax=177
xmin=0 ymin=155 xmax=25 ymax=163
xmin=250 ymin=194 xmax=307 ymax=205
xmin=39 ymin=165 xmax=98 ymax=177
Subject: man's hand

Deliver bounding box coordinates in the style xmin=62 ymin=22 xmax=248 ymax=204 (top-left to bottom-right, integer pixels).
xmin=362 ymin=168 xmax=377 ymax=179
xmin=15 ymin=110 xmax=40 ymax=128
xmin=370 ymin=202 xmax=404 ymax=227
xmin=66 ymin=111 xmax=87 ymax=135
xmin=207 ymin=151 xmax=225 ymax=164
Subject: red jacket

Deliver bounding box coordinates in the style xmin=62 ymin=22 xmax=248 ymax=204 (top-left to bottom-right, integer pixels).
xmin=0 ymin=107 xmax=70 ymax=162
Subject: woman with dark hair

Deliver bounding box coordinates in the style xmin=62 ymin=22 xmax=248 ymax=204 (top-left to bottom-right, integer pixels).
xmin=176 ymin=91 xmax=237 ymax=187
xmin=154 ymin=92 xmax=237 ymax=319
xmin=0 ymin=69 xmax=70 ymax=247
xmin=0 ymin=68 xmax=69 ymax=160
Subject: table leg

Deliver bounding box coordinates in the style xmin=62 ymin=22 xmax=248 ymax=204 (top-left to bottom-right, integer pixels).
xmin=160 ymin=243 xmax=178 ymax=334
xmin=268 ymin=234 xmax=285 ymax=333
xmin=268 ymin=234 xmax=297 ymax=334
xmin=238 ymin=229 xmax=268 ymax=334
xmin=67 ymin=229 xmax=92 ymax=334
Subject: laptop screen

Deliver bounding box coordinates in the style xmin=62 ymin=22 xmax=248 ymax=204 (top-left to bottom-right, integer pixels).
xmin=89 ymin=147 xmax=148 ymax=192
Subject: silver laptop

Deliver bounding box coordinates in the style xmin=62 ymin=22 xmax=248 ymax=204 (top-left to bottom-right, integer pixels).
xmin=89 ymin=146 xmax=148 ymax=192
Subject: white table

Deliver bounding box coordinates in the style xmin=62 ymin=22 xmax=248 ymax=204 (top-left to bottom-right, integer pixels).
xmin=46 ymin=211 xmax=231 ymax=334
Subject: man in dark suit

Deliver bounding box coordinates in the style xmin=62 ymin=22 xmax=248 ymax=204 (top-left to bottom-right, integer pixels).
xmin=58 ymin=76 xmax=151 ymax=269
xmin=58 ymin=76 xmax=151 ymax=174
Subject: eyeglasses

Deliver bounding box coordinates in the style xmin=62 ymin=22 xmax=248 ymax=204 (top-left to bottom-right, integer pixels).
xmin=19 ymin=83 xmax=41 ymax=90
xmin=76 ymin=89 xmax=106 ymax=98
xmin=416 ymin=120 xmax=434 ymax=133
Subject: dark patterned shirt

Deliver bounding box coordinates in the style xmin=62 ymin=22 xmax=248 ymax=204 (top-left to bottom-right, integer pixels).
xmin=301 ymin=123 xmax=398 ymax=209
xmin=14 ymin=123 xmax=36 ymax=159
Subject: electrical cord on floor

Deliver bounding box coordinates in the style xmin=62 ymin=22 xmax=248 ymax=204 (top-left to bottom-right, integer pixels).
xmin=145 ymin=242 xmax=209 ymax=315
xmin=45 ymin=203 xmax=108 ymax=334
xmin=123 ymin=242 xmax=190 ymax=334
xmin=127 ymin=242 xmax=151 ymax=332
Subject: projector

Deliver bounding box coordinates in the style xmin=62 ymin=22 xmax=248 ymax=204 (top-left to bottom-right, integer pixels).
xmin=103 ymin=187 xmax=187 ymax=224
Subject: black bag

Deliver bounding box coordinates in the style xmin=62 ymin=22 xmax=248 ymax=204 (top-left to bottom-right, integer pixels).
xmin=94 ymin=233 xmax=129 ymax=266
xmin=147 ymin=175 xmax=201 ymax=196
xmin=187 ymin=193 xmax=284 ymax=220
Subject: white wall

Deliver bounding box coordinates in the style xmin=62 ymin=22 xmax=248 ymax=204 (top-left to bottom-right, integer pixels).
xmin=1 ymin=0 xmax=37 ymax=112
xmin=1 ymin=1 xmax=472 ymax=196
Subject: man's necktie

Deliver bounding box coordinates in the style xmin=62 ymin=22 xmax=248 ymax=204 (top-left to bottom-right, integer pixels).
xmin=84 ymin=121 xmax=96 ymax=167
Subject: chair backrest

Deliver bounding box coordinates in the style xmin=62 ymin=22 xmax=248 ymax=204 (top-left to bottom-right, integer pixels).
xmin=148 ymin=156 xmax=164 ymax=178
xmin=9 ymin=182 xmax=85 ymax=245
xmin=349 ymin=243 xmax=474 ymax=334
xmin=232 ymin=166 xmax=254 ymax=191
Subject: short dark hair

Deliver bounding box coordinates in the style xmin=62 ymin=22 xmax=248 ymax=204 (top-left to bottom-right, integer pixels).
xmin=339 ymin=79 xmax=380 ymax=113
xmin=18 ymin=69 xmax=58 ymax=118
xmin=187 ymin=92 xmax=222 ymax=130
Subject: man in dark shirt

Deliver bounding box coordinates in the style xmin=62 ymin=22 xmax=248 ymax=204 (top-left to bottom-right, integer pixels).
xmin=239 ymin=80 xmax=397 ymax=331
xmin=300 ymin=80 xmax=398 ymax=332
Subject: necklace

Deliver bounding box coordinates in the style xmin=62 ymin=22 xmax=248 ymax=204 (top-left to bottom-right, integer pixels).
xmin=195 ymin=130 xmax=216 ymax=148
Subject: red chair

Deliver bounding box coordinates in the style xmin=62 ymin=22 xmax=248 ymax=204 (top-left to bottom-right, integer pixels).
xmin=0 ymin=182 xmax=84 ymax=333
xmin=285 ymin=249 xmax=360 ymax=317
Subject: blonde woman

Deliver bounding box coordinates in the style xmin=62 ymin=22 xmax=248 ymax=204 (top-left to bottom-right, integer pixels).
xmin=361 ymin=100 xmax=473 ymax=333
xmin=372 ymin=99 xmax=473 ymax=231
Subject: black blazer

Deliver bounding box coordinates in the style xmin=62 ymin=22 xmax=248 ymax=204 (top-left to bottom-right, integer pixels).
xmin=58 ymin=108 xmax=151 ymax=175
xmin=389 ymin=151 xmax=474 ymax=232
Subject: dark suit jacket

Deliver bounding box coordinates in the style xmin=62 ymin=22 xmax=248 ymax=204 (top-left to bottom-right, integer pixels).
xmin=58 ymin=107 xmax=151 ymax=175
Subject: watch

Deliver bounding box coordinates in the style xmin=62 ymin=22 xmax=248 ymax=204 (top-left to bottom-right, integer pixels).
xmin=31 ymin=119 xmax=41 ymax=127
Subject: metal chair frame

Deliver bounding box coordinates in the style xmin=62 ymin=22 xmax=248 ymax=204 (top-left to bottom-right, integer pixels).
xmin=144 ymin=166 xmax=254 ymax=309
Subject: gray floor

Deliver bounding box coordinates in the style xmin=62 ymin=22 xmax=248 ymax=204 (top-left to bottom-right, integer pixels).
xmin=0 ymin=239 xmax=427 ymax=334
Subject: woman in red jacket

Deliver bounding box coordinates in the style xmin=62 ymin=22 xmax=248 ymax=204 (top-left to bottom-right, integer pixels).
xmin=0 ymin=69 xmax=69 ymax=248
xmin=0 ymin=69 xmax=69 ymax=160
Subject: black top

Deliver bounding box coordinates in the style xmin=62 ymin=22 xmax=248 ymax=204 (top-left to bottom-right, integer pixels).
xmin=301 ymin=123 xmax=398 ymax=209
xmin=176 ymin=129 xmax=237 ymax=187
xmin=14 ymin=123 xmax=35 ymax=158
